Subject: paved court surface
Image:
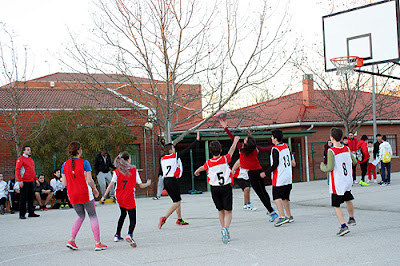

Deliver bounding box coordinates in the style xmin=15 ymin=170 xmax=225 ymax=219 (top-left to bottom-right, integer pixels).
xmin=1 ymin=173 xmax=399 ymax=265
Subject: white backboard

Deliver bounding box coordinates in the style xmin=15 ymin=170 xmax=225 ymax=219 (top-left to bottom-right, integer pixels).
xmin=323 ymin=0 xmax=400 ymax=72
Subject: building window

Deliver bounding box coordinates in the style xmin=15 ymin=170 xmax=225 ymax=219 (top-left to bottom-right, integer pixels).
xmin=367 ymin=134 xmax=397 ymax=156
xmin=125 ymin=144 xmax=141 ymax=169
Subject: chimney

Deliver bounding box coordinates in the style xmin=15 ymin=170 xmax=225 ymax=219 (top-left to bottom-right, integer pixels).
xmin=302 ymin=74 xmax=314 ymax=106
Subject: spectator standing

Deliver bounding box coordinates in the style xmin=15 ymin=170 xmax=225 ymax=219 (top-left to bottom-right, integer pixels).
xmin=8 ymin=178 xmax=20 ymax=214
xmin=373 ymin=134 xmax=383 ymax=178
xmin=0 ymin=173 xmax=7 ymax=215
xmin=356 ymin=135 xmax=370 ymax=186
xmin=379 ymin=135 xmax=393 ymax=186
xmin=34 ymin=174 xmax=54 ymax=210
xmin=347 ymin=133 xmax=358 ymax=183
xmin=15 ymin=146 xmax=40 ymax=219
xmin=153 ymin=151 xmax=165 ymax=200
xmin=50 ymin=169 xmax=69 ymax=208
xmin=367 ymin=142 xmax=377 ymax=183
xmin=94 ymin=148 xmax=115 ymax=200
xmin=342 ymin=137 xmax=349 ymax=146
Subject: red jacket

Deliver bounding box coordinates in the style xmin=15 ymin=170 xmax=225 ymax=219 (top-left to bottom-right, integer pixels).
xmin=348 ymin=137 xmax=358 ymax=153
xmin=356 ymin=140 xmax=370 ymax=163
xmin=15 ymin=155 xmax=37 ymax=182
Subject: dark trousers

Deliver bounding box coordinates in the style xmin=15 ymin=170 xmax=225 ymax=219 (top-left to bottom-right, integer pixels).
xmin=381 ymin=162 xmax=391 ymax=183
xmin=10 ymin=192 xmax=20 ymax=211
xmin=248 ymin=169 xmax=274 ymax=213
xmin=19 ymin=181 xmax=35 ymax=217
xmin=352 ymin=164 xmax=357 ymax=181
xmin=0 ymin=197 xmax=6 ymax=207
xmin=116 ymin=207 xmax=136 ymax=235
xmin=359 ymin=161 xmax=368 ymax=182
xmin=55 ymin=189 xmax=69 ymax=203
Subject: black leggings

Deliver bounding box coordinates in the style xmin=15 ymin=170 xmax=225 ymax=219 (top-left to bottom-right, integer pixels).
xmin=248 ymin=169 xmax=274 ymax=213
xmin=359 ymin=161 xmax=368 ymax=182
xmin=0 ymin=197 xmax=6 ymax=207
xmin=116 ymin=207 xmax=136 ymax=235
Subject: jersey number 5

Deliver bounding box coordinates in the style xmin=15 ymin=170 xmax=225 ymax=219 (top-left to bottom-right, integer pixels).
xmin=217 ymin=172 xmax=224 ymax=185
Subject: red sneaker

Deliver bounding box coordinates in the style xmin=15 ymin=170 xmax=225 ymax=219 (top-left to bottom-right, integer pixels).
xmin=158 ymin=216 xmax=167 ymax=229
xmin=94 ymin=243 xmax=107 ymax=251
xmin=176 ymin=219 xmax=189 ymax=225
xmin=66 ymin=241 xmax=78 ymax=250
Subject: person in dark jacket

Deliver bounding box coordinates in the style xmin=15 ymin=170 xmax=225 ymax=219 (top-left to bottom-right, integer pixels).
xmin=94 ymin=148 xmax=115 ymax=200
xmin=347 ymin=133 xmax=358 ymax=183
xmin=34 ymin=174 xmax=54 ymax=210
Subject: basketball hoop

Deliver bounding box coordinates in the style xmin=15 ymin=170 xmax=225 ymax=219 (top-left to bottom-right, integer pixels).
xmin=330 ymin=56 xmax=364 ymax=75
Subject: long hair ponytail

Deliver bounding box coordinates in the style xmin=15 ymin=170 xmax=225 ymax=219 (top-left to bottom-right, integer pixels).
xmin=68 ymin=141 xmax=81 ymax=178
xmin=114 ymin=151 xmax=135 ymax=176
xmin=241 ymin=136 xmax=257 ymax=155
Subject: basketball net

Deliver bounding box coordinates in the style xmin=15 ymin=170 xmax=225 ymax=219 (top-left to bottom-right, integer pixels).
xmin=330 ymin=56 xmax=363 ymax=76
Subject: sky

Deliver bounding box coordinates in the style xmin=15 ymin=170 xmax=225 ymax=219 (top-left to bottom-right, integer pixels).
xmin=0 ymin=0 xmax=330 ymax=80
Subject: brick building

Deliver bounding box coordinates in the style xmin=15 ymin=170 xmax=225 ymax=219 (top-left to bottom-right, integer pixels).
xmin=0 ymin=73 xmax=202 ymax=197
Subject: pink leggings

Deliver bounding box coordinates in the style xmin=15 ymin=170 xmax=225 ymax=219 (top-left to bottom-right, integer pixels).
xmin=71 ymin=200 xmax=100 ymax=241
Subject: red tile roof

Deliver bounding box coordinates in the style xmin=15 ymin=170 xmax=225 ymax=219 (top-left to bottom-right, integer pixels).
xmin=0 ymin=87 xmax=136 ymax=110
xmin=173 ymin=90 xmax=400 ymax=131
xmin=30 ymin=72 xmax=156 ymax=84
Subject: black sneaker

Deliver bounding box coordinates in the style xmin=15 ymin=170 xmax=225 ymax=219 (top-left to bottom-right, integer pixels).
xmin=19 ymin=216 xmax=26 ymax=219
xmin=28 ymin=213 xmax=40 ymax=217
xmin=348 ymin=218 xmax=356 ymax=226
xmin=337 ymin=226 xmax=350 ymax=236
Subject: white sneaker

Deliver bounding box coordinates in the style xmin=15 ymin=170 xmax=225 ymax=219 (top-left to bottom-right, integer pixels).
xmin=366 ymin=179 xmax=370 ymax=184
xmin=374 ymin=179 xmax=377 ymax=183
xmin=243 ymin=204 xmax=249 ymax=210
xmin=126 ymin=234 xmax=137 ymax=247
xmin=246 ymin=202 xmax=257 ymax=211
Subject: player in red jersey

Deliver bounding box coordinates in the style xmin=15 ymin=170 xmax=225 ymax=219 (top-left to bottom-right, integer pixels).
xmin=61 ymin=141 xmax=107 ymax=251
xmin=101 ymin=151 xmax=151 ymax=247
xmin=194 ymin=136 xmax=240 ymax=244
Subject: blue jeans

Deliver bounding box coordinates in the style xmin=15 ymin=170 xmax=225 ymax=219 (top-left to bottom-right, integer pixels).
xmin=380 ymin=162 xmax=391 ymax=183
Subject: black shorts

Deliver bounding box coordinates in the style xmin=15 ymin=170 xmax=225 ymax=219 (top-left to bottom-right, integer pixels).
xmin=39 ymin=192 xmax=51 ymax=200
xmin=211 ymin=184 xmax=233 ymax=211
xmin=235 ymin=178 xmax=250 ymax=190
xmin=272 ymin=184 xmax=292 ymax=201
xmin=331 ymin=191 xmax=354 ymax=207
xmin=163 ymin=177 xmax=181 ymax=203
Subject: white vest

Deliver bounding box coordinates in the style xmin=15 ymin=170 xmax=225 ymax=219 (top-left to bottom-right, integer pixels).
xmin=329 ymin=146 xmax=353 ymax=195
xmin=270 ymin=143 xmax=292 ymax=187
xmin=204 ymin=155 xmax=232 ymax=186
xmin=161 ymin=153 xmax=183 ymax=179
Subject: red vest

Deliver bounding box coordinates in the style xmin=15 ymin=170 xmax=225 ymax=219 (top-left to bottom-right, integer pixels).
xmin=115 ymin=168 xmax=137 ymax=209
xmin=64 ymin=159 xmax=91 ymax=205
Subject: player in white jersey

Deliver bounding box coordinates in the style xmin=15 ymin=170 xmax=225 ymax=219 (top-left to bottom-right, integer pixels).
xmin=232 ymin=160 xmax=256 ymax=211
xmin=265 ymin=129 xmax=294 ymax=227
xmin=194 ymin=136 xmax=240 ymax=244
xmin=320 ymin=127 xmax=357 ymax=237
xmin=158 ymin=132 xmax=200 ymax=229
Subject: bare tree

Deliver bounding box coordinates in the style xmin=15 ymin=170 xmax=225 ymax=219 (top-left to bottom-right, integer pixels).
xmin=61 ymin=0 xmax=295 ymax=144
xmin=0 ymin=25 xmax=47 ymax=155
xmin=293 ymin=49 xmax=400 ymax=135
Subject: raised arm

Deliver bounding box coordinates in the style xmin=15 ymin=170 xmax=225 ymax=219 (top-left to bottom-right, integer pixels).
xmin=177 ymin=131 xmax=200 ymax=158
xmin=219 ymin=120 xmax=243 ymax=149
xmin=227 ymin=136 xmax=240 ymax=157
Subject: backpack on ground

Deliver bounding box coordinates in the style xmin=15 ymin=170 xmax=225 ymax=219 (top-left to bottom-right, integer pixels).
xmin=356 ymin=147 xmax=364 ymax=161
xmin=382 ymin=152 xmax=391 ymax=163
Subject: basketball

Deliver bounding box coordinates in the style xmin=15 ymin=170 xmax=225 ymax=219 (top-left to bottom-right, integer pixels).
xmin=144 ymin=122 xmax=153 ymax=130
xmin=215 ymin=110 xmax=227 ymax=121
